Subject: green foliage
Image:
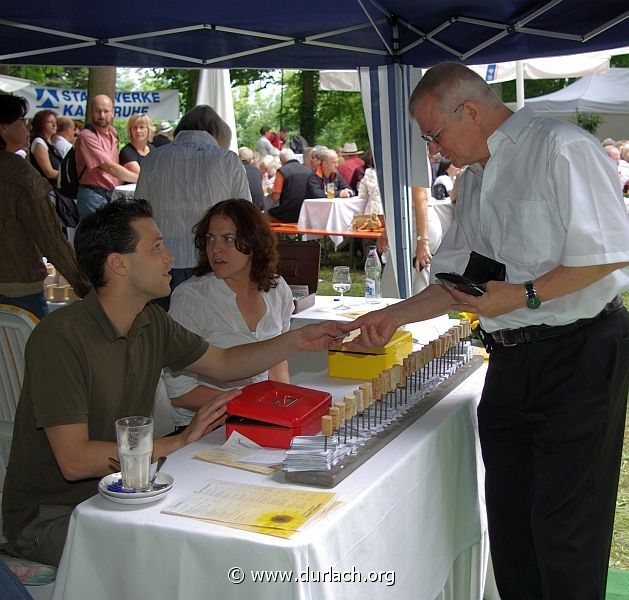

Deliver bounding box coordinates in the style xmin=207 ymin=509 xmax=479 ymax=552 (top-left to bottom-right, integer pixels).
xmin=499 ymin=77 xmax=577 ymax=102
xmin=233 ymin=83 xmax=281 ymax=149
xmin=570 ymin=111 xmax=605 ymax=135
xmin=230 ymin=69 xmax=276 ymax=89
xmin=137 ymin=68 xmax=200 ymax=114
xmin=1 ymin=66 xmax=88 ymax=89
xmin=315 ymin=89 xmax=369 ymax=152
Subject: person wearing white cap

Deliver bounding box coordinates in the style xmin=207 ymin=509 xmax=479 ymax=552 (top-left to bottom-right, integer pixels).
xmin=153 ymin=121 xmax=174 ymax=147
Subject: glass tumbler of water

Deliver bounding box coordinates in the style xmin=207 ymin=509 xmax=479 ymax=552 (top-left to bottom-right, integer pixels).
xmin=116 ymin=416 xmax=153 ymax=490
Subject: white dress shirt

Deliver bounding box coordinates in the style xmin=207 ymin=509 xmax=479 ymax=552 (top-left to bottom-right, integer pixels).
xmin=135 ymin=131 xmax=251 ymax=269
xmin=163 ymin=273 xmax=294 ymax=425
xmin=51 ymin=134 xmax=73 ymax=158
xmin=431 ymin=107 xmax=629 ymax=331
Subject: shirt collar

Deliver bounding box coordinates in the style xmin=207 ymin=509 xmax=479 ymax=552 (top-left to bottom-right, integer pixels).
xmin=173 ymin=130 xmax=219 ymax=147
xmin=489 ymin=106 xmax=534 ymax=148
xmin=84 ymin=288 xmax=151 ymax=341
xmin=211 ymin=274 xmax=236 ymax=300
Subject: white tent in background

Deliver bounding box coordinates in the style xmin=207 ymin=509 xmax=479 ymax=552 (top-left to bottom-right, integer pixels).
xmin=0 ymin=73 xmax=33 ymax=93
xmin=525 ymin=68 xmax=629 ymax=114
xmin=525 ymin=68 xmax=629 ymax=141
xmin=321 ymin=46 xmax=629 ymax=107
xmin=196 ymin=69 xmax=238 ymax=153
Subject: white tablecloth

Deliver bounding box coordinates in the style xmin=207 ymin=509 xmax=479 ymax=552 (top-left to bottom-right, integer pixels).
xmin=297 ymin=197 xmax=367 ymax=249
xmin=52 ymin=364 xmax=491 ymax=600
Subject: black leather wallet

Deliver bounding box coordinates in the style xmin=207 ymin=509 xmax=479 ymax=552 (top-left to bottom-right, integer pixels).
xmin=462 ymin=251 xmax=506 ymax=283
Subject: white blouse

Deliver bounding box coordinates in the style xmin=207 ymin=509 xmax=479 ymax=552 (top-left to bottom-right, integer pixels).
xmin=163 ymin=273 xmax=294 ymax=425
xmin=358 ymin=167 xmax=384 ymax=215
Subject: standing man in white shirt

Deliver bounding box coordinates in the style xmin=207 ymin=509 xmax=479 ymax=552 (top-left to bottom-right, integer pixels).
xmin=344 ymin=62 xmax=629 ymax=600
xmin=135 ymin=104 xmax=250 ymax=310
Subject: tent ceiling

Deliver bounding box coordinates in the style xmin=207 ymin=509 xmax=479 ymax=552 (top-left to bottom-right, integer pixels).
xmin=1 ymin=1 xmax=628 ymax=69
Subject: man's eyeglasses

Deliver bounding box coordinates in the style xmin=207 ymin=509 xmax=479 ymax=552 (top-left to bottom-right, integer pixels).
xmin=16 ymin=117 xmax=29 ymax=126
xmin=420 ymin=103 xmax=464 ymax=145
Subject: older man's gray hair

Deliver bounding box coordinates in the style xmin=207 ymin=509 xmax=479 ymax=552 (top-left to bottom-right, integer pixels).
xmin=279 ymin=148 xmax=296 ymax=164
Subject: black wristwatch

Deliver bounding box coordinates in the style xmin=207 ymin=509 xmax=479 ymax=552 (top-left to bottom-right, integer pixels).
xmin=523 ymin=280 xmax=541 ymax=309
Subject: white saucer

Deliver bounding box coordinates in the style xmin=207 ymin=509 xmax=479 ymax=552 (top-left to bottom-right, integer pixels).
xmin=98 ymin=472 xmax=174 ymax=504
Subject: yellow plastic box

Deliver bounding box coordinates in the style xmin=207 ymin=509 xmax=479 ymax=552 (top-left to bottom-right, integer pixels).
xmin=327 ymin=329 xmax=413 ymax=380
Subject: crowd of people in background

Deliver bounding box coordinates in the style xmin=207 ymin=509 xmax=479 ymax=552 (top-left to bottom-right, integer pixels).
xmin=6 ymin=92 xmax=628 ymax=307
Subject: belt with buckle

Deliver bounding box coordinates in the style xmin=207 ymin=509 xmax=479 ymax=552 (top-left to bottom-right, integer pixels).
xmin=484 ymin=296 xmax=623 ymax=349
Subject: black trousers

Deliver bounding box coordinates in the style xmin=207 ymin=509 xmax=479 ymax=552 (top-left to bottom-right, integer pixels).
xmin=478 ymin=308 xmax=629 ymax=600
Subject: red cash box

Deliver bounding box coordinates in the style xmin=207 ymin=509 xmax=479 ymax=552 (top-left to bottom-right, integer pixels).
xmin=225 ymin=381 xmax=332 ymax=449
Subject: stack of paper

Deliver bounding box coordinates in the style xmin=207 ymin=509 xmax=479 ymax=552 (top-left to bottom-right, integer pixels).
xmin=283 ymin=435 xmax=351 ymax=472
xmin=162 ymin=479 xmax=341 ymax=538
xmin=194 ymin=431 xmax=281 ymax=475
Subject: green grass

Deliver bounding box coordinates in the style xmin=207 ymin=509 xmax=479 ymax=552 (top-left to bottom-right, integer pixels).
xmin=317 ymin=247 xmax=367 ymax=297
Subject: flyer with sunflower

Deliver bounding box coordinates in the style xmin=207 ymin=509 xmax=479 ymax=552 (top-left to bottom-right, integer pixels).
xmin=162 ymin=479 xmax=339 ymax=538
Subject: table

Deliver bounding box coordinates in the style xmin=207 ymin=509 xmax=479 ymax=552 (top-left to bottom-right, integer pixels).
xmin=298 ymin=197 xmax=368 ymax=250
xmin=52 ymin=363 xmax=491 ymax=600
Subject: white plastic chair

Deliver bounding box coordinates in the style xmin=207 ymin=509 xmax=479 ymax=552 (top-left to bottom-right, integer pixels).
xmin=0 ymin=305 xmax=38 ymax=465
xmin=152 ymin=372 xmax=175 ymax=437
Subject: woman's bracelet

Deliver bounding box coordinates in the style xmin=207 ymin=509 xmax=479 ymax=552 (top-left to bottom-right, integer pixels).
xmin=416 ymin=236 xmax=429 ymax=242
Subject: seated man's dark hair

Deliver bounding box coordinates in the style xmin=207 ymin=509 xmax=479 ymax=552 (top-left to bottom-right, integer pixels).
xmin=74 ymin=199 xmax=153 ymax=289
xmin=0 ymin=94 xmax=28 ymax=150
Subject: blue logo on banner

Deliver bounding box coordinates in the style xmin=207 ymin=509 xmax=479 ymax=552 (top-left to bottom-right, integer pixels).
xmin=34 ymin=88 xmax=60 ymax=109
xmin=485 ymin=65 xmax=497 ymax=82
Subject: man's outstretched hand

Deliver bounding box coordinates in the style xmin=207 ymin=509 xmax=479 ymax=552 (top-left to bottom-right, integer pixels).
xmin=338 ymin=308 xmax=400 ymax=350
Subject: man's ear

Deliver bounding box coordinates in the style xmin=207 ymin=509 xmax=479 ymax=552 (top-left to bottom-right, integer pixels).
xmin=105 ymin=253 xmax=128 ymax=278
xmin=463 ymin=100 xmax=482 ymax=125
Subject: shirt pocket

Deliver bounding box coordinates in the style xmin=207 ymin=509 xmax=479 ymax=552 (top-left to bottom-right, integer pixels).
xmin=499 ymin=200 xmax=551 ymax=266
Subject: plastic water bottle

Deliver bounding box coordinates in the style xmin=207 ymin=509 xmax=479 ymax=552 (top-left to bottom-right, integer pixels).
xmin=364 ymin=244 xmax=382 ymax=304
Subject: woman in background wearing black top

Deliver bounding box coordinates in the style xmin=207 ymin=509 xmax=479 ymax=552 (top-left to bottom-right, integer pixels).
xmin=119 ymin=113 xmax=154 ymax=176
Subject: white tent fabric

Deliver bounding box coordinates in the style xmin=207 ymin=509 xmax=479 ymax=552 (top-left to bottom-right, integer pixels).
xmin=468 ymin=47 xmax=629 ymax=84
xmin=321 ymin=46 xmax=629 ymax=91
xmin=0 ymin=73 xmax=33 ymax=93
xmin=525 ymin=68 xmax=629 ymax=114
xmin=195 ymin=69 xmax=238 ymax=153
xmin=359 ymin=65 xmax=430 ymax=299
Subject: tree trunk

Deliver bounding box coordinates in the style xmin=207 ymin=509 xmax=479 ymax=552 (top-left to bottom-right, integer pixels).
xmin=86 ymin=67 xmax=116 ymax=123
xmin=188 ymin=70 xmax=200 ymax=112
xmin=300 ymin=70 xmax=316 ymax=145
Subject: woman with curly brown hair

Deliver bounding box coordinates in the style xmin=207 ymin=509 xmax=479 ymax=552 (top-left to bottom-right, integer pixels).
xmin=163 ymin=198 xmax=294 ymax=429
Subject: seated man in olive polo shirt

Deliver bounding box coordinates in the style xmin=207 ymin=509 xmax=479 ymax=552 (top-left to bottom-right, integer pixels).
xmin=2 ymin=199 xmax=343 ymax=567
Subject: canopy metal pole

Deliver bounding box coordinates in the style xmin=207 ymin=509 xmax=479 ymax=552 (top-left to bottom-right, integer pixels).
xmin=516 ymin=60 xmax=525 ymax=110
